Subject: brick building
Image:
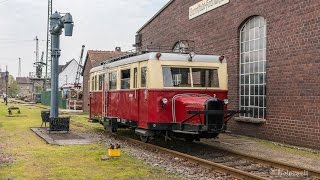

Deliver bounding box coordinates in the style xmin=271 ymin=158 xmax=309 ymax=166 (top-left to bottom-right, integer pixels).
xmin=82 ymin=50 xmax=124 ymax=112
xmin=16 ymin=77 xmax=33 ymax=98
xmin=135 ymin=0 xmax=320 ymax=149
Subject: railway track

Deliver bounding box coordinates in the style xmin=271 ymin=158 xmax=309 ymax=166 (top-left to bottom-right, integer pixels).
xmin=13 ymin=102 xmax=319 ymax=180
xmin=118 ymin=136 xmax=320 ymax=180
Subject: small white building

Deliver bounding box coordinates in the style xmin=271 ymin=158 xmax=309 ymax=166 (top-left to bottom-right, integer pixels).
xmin=58 ymin=59 xmax=82 ymax=88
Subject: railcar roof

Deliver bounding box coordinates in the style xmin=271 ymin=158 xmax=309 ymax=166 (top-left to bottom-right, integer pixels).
xmin=90 ymin=52 xmax=225 ymax=73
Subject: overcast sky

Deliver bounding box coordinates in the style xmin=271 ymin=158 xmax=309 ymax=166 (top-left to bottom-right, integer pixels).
xmin=0 ymin=0 xmax=169 ymax=77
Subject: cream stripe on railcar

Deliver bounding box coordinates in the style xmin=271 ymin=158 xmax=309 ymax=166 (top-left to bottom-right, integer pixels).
xmin=148 ymin=60 xmax=228 ymax=90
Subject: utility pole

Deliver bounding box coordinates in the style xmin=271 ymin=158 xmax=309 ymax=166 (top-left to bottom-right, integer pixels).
xmin=18 ymin=58 xmax=21 ymax=77
xmin=45 ymin=0 xmax=53 ymax=89
xmin=5 ymin=65 xmax=8 ymax=106
xmin=50 ymin=11 xmax=74 ymax=118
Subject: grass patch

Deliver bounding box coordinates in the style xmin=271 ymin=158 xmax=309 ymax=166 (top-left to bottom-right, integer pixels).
xmin=0 ymin=101 xmax=179 ymax=179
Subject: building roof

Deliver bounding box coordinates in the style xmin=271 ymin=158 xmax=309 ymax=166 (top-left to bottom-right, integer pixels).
xmin=81 ymin=50 xmax=124 ymax=76
xmin=59 ymin=59 xmax=78 ymax=74
xmin=16 ymin=77 xmax=32 ymax=84
xmin=137 ymin=0 xmax=175 ymax=33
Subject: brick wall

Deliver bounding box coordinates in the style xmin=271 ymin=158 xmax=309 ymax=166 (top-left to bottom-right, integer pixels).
xmin=138 ymin=0 xmax=320 ymax=149
xmin=82 ymin=58 xmax=92 ymax=112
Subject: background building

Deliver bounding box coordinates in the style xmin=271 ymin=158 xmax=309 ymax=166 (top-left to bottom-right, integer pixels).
xmin=135 ymin=0 xmax=320 ymax=149
xmin=16 ymin=77 xmax=33 ymax=98
xmin=58 ymin=59 xmax=82 ymax=88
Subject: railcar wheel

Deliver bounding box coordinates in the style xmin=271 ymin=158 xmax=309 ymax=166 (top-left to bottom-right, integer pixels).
xmin=140 ymin=135 xmax=150 ymax=143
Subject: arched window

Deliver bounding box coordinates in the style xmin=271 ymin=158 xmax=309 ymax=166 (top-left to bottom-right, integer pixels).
xmin=172 ymin=40 xmax=190 ymax=53
xmin=239 ymin=16 xmax=266 ymax=119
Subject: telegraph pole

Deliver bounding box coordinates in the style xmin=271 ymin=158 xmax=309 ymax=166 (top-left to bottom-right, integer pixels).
xmin=18 ymin=58 xmax=21 ymax=77
xmin=50 ymin=11 xmax=74 ymax=118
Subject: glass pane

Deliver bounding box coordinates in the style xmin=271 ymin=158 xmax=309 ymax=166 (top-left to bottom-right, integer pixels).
xmin=250 ymin=63 xmax=254 ymax=73
xmin=259 ymin=108 xmax=264 ymax=118
xmin=241 ymin=43 xmax=244 ymax=52
xmin=244 ymin=31 xmax=249 ymax=41
xmin=245 ymin=85 xmax=250 ymax=95
xmin=259 ymin=50 xmax=264 ymax=61
xmin=255 ymin=85 xmax=259 ymax=95
xmin=241 ymin=64 xmax=244 ymax=74
xmin=245 ymin=96 xmax=249 ymax=106
xmin=253 ymin=51 xmax=258 ymax=62
xmin=245 ymin=42 xmax=249 ymax=52
xmin=259 ymin=62 xmax=264 ymax=73
xmin=249 ymin=40 xmax=254 ymax=51
xmin=254 ymin=62 xmax=259 ymax=73
xmin=250 ymin=52 xmax=254 ymax=62
xmin=241 ymin=85 xmax=245 ymax=95
xmin=250 ymin=86 xmax=255 ymax=95
xmin=241 ymin=96 xmax=245 ymax=106
xmin=241 ymin=75 xmax=244 ymax=84
xmin=163 ymin=67 xmax=191 ymax=87
xmin=244 ymin=53 xmax=249 ymax=62
xmin=259 ymin=96 xmax=264 ymax=107
xmin=254 ymin=108 xmax=259 ymax=118
xmin=121 ymin=69 xmax=131 ymax=90
xmin=245 ymin=75 xmax=249 ymax=84
xmin=141 ymin=67 xmax=147 ymax=88
xmin=255 ymin=74 xmax=259 ymax=84
xmin=250 ymin=74 xmax=254 ymax=84
xmin=133 ymin=68 xmax=138 ymax=88
xmin=259 ymin=85 xmax=265 ymax=96
xmin=245 ymin=64 xmax=249 ymax=74
xmin=255 ymin=28 xmax=260 ymax=39
xmin=192 ymin=68 xmax=219 ymax=87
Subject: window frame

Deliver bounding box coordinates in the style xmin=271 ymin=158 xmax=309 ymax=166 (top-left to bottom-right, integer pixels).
xmin=239 ymin=16 xmax=267 ymax=119
xmin=162 ymin=66 xmax=220 ymax=89
xmin=140 ymin=66 xmax=147 ymax=88
xmin=108 ymin=71 xmax=117 ymax=90
xmin=120 ymin=68 xmax=131 ymax=90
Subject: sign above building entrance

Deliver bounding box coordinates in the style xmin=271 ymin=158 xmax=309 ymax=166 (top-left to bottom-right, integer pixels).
xmin=189 ymin=0 xmax=229 ymax=20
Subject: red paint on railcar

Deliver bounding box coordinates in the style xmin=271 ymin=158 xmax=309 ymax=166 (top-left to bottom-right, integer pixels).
xmin=90 ymin=89 xmax=227 ymax=129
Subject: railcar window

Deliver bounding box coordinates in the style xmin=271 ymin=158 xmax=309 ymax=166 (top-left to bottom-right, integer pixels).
xmin=121 ymin=69 xmax=130 ymax=89
xmin=98 ymin=74 xmax=104 ymax=91
xmin=141 ymin=67 xmax=147 ymax=88
xmin=192 ymin=69 xmax=219 ymax=87
xmin=162 ymin=67 xmax=191 ymax=87
xmin=133 ymin=68 xmax=138 ymax=88
xmin=94 ymin=75 xmax=98 ymax=91
xmin=91 ymin=76 xmax=94 ymax=91
xmin=109 ymin=72 xmax=117 ymax=90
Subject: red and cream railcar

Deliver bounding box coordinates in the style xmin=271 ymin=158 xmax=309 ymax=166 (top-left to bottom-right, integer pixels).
xmin=89 ymin=52 xmax=237 ymax=142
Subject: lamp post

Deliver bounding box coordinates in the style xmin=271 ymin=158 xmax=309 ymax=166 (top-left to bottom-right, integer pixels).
xmin=50 ymin=11 xmax=74 ymax=118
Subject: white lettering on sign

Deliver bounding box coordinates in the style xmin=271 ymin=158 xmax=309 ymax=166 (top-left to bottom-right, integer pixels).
xmin=189 ymin=0 xmax=229 ymax=20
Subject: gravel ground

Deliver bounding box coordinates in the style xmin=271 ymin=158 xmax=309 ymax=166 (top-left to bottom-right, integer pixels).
xmin=88 ymin=132 xmax=235 ymax=180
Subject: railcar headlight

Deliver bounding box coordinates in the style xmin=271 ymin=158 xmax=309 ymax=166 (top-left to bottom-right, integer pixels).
xmin=162 ymin=98 xmax=168 ymax=105
xmin=224 ymin=99 xmax=229 ymax=105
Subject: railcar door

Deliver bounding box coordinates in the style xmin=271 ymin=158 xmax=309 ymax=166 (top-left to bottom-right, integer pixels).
xmin=131 ymin=66 xmax=139 ymax=122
